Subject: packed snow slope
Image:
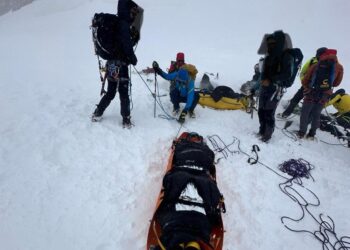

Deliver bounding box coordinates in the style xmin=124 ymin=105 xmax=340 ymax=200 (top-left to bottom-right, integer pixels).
xmin=0 ymin=0 xmax=349 ymax=250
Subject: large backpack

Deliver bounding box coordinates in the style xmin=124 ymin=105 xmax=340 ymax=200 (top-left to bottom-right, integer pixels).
xmin=311 ymin=49 xmax=337 ymax=91
xmin=180 ymin=64 xmax=198 ymax=80
xmin=91 ymin=13 xmax=122 ymax=60
xmin=282 ymin=48 xmax=304 ymax=88
xmin=172 ymin=132 xmax=215 ymax=172
xmin=211 ymin=86 xmax=242 ymax=102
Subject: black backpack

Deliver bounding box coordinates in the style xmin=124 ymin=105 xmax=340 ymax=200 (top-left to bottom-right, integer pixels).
xmin=173 ymin=134 xmax=215 ymax=172
xmin=211 ymin=86 xmax=242 ymax=102
xmin=92 ymin=13 xmax=122 ymax=60
xmin=311 ymin=58 xmax=336 ymax=91
xmin=282 ymin=48 xmax=304 ymax=88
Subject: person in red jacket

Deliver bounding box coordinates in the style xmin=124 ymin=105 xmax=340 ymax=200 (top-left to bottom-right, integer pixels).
xmin=168 ymin=52 xmax=186 ymax=93
xmin=298 ymin=49 xmax=344 ymax=139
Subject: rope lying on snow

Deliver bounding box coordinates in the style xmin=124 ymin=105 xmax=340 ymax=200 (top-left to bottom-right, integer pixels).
xmin=207 ymin=135 xmax=350 ymax=250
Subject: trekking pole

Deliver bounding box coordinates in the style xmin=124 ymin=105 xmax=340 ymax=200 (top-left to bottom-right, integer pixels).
xmin=154 ymin=73 xmax=157 ymax=118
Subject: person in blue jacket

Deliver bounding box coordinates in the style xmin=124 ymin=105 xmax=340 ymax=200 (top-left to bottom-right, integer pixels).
xmin=152 ymin=61 xmax=199 ymax=123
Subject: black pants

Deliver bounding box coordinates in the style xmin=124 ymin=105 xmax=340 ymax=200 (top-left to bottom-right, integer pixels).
xmin=170 ymin=89 xmax=200 ymax=112
xmin=282 ymin=87 xmax=304 ymax=116
xmin=97 ymin=65 xmax=130 ymax=118
xmin=258 ymin=87 xmax=279 ymax=140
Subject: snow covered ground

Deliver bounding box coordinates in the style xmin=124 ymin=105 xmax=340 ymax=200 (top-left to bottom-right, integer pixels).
xmin=0 ymin=0 xmax=349 ymax=249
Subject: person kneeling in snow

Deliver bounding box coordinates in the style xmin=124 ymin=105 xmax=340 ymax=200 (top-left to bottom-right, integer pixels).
xmin=152 ymin=61 xmax=199 ymax=123
xmin=320 ymin=88 xmax=350 ymax=145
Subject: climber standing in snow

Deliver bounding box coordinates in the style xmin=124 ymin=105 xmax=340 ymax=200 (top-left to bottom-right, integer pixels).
xmin=91 ymin=0 xmax=143 ymax=128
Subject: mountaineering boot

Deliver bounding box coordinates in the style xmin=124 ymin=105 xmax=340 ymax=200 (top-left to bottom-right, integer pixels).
xmin=122 ymin=116 xmax=132 ymax=128
xmin=276 ymin=112 xmax=289 ymax=119
xmin=178 ymin=110 xmax=187 ymax=124
xmin=91 ymin=106 xmax=103 ymax=122
xmin=189 ymin=110 xmax=196 ymax=118
xmin=261 ymin=127 xmax=274 ymax=142
xmin=296 ymin=131 xmax=305 ymax=139
xmin=306 ymin=130 xmax=315 ymax=140
xmin=172 ymin=108 xmax=180 ymax=116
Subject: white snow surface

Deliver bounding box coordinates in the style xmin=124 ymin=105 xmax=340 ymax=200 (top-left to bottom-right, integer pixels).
xmin=0 ymin=0 xmax=349 ymax=249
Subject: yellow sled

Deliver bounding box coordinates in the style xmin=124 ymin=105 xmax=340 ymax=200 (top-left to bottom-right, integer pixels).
xmin=199 ymin=93 xmax=249 ymax=110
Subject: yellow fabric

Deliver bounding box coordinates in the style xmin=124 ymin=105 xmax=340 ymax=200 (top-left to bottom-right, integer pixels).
xmin=185 ymin=241 xmax=201 ymax=250
xmin=326 ymin=94 xmax=350 ymax=115
xmin=300 ymin=57 xmax=318 ymax=81
xmin=181 ymin=64 xmax=198 ymax=80
xmin=199 ymin=93 xmax=248 ymax=110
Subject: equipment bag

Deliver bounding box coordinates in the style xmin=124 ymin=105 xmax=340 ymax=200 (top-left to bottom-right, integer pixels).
xmin=283 ymin=48 xmax=304 ymax=88
xmin=92 ymin=13 xmax=121 ymax=60
xmin=181 ymin=64 xmax=198 ymax=80
xmin=211 ymin=86 xmax=242 ymax=102
xmin=172 ymin=133 xmax=215 ymax=171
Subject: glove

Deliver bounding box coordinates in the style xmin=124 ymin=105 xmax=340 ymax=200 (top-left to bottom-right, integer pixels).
xmin=129 ymin=54 xmax=138 ymax=66
xmin=178 ymin=110 xmax=187 ymax=123
xmin=152 ymin=61 xmax=162 ymax=75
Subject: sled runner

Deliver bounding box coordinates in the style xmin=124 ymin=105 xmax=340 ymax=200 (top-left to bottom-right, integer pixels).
xmin=147 ymin=132 xmax=225 ymax=250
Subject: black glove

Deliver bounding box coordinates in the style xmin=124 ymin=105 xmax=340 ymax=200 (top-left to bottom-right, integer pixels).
xmin=178 ymin=110 xmax=187 ymax=123
xmin=152 ymin=61 xmax=162 ymax=75
xmin=129 ymin=54 xmax=138 ymax=66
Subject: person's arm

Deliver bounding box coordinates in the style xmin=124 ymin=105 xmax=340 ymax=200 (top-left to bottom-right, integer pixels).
xmin=159 ymin=71 xmax=178 ymax=81
xmin=332 ymin=64 xmax=344 ymax=87
xmin=119 ymin=20 xmax=137 ymax=65
xmin=183 ymin=80 xmax=195 ymax=111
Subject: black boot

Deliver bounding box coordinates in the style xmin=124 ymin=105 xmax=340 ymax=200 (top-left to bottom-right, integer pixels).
xmin=122 ymin=116 xmax=132 ymax=128
xmin=92 ymin=106 xmax=103 ymax=122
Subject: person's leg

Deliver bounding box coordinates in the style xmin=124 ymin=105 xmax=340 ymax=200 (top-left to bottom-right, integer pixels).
xmin=170 ymin=89 xmax=181 ymax=111
xmin=189 ymin=92 xmax=200 ymax=113
xmin=299 ymin=102 xmax=314 ymax=136
xmin=262 ymin=101 xmax=278 ymax=141
xmin=258 ymin=108 xmax=266 ymax=135
xmin=118 ymin=65 xmax=131 ymax=123
xmin=308 ymin=103 xmax=323 ymax=137
xmin=96 ymin=80 xmax=118 ymax=114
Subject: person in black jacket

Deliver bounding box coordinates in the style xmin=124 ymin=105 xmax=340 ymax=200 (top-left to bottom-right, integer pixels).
xmin=92 ymin=0 xmax=141 ymax=127
xmin=258 ymin=31 xmax=293 ymax=142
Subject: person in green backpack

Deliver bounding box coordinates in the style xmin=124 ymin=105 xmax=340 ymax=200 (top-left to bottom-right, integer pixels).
xmin=278 ymin=47 xmax=327 ymax=118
